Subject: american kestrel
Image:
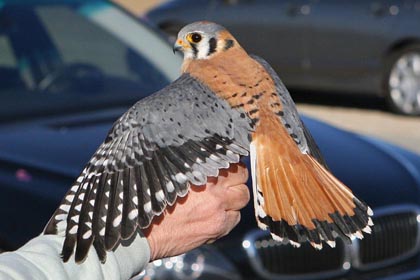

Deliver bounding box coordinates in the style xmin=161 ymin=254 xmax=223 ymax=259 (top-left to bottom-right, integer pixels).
xmin=44 ymin=21 xmax=372 ymax=263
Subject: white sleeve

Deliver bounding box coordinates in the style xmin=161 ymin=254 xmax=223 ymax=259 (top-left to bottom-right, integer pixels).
xmin=0 ymin=233 xmax=150 ymax=280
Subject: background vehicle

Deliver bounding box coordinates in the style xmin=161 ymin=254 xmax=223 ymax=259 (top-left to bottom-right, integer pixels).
xmin=1 ymin=1 xmax=420 ymax=279
xmin=0 ymin=0 xmax=181 ymax=248
xmin=146 ymin=0 xmax=420 ymax=115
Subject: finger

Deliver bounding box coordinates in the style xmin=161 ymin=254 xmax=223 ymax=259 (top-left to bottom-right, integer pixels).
xmin=215 ymin=163 xmax=249 ymax=187
xmin=226 ymin=163 xmax=248 ymax=187
xmin=224 ymin=183 xmax=250 ymax=211
xmin=217 ymin=211 xmax=241 ymax=238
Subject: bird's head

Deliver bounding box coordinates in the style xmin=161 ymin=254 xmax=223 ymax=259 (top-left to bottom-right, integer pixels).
xmin=173 ymin=21 xmax=239 ymax=60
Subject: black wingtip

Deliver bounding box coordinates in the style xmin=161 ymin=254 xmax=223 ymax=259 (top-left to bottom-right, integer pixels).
xmin=62 ymin=237 xmax=107 ymax=264
xmin=104 ymin=229 xmax=121 ymax=251
xmin=61 ymin=236 xmax=76 ymax=263
xmin=43 ymin=216 xmax=58 ymax=235
xmin=75 ymin=237 xmax=94 ymax=264
xmin=94 ymin=238 xmax=107 ymax=263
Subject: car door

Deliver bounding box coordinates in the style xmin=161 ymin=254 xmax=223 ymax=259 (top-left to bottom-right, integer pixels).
xmin=298 ymin=0 xmax=401 ymax=93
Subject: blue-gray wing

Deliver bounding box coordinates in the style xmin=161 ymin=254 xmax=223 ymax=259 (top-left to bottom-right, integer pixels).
xmin=44 ymin=73 xmax=253 ymax=263
xmin=251 ymin=55 xmax=327 ymax=167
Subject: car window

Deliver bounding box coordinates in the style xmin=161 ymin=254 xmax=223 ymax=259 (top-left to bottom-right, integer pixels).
xmin=0 ymin=3 xmax=181 ymax=122
xmin=0 ymin=34 xmax=22 ymax=90
xmin=37 ymin=6 xmax=162 ymax=88
xmin=0 ymin=36 xmax=15 ymax=67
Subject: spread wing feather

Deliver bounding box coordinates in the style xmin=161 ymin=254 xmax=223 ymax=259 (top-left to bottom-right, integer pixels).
xmin=44 ymin=74 xmax=253 ymax=263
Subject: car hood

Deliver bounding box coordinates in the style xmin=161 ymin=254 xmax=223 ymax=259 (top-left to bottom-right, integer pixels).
xmin=1 ymin=112 xmax=419 ymax=207
xmin=304 ymin=117 xmax=420 ymax=208
xmin=0 ymin=108 xmax=127 ymax=178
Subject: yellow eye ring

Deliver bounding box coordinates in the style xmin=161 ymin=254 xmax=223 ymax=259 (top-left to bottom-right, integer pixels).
xmin=187 ymin=33 xmax=202 ymax=44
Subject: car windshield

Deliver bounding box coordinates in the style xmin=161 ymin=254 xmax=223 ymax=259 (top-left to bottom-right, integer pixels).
xmin=0 ymin=1 xmax=182 ymax=122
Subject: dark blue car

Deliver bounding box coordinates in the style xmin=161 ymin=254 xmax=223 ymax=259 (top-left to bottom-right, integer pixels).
xmin=1 ymin=1 xmax=420 ymax=279
xmin=146 ymin=0 xmax=420 ymax=116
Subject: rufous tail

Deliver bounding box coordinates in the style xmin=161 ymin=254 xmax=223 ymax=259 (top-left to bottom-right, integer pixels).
xmin=250 ymin=112 xmax=373 ymax=249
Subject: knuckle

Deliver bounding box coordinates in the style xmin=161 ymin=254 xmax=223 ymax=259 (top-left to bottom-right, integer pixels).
xmin=211 ymin=193 xmax=225 ymax=209
xmin=239 ymin=184 xmax=251 ymax=205
xmin=210 ymin=212 xmax=228 ymax=236
xmin=229 ymin=184 xmax=250 ymax=209
xmin=205 ymin=188 xmax=224 ymax=207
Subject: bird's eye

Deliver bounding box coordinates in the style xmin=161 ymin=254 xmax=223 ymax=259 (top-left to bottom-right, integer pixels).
xmin=187 ymin=33 xmax=202 ymax=43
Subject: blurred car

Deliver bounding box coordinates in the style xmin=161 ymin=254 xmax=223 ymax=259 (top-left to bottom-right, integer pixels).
xmin=1 ymin=1 xmax=420 ymax=280
xmin=0 ymin=0 xmax=181 ymax=248
xmin=146 ymin=0 xmax=420 ymax=116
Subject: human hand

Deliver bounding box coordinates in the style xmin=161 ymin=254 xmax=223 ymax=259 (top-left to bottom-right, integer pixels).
xmin=144 ymin=163 xmax=250 ymax=261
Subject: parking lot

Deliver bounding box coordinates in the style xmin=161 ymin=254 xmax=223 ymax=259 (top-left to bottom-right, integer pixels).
xmin=294 ymin=92 xmax=420 ymax=154
xmin=114 ymin=0 xmax=420 ymax=154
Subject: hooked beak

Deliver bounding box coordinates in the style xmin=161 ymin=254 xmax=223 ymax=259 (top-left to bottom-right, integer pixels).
xmin=173 ymin=39 xmax=188 ymax=54
xmin=173 ymin=43 xmax=182 ymax=54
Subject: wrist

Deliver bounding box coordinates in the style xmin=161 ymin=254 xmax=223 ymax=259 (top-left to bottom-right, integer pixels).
xmin=145 ymin=230 xmax=158 ymax=261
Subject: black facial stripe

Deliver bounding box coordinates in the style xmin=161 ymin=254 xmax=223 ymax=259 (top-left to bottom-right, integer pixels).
xmin=191 ymin=43 xmax=198 ymax=58
xmin=208 ymin=37 xmax=217 ymax=56
xmin=224 ymin=39 xmax=234 ymax=50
